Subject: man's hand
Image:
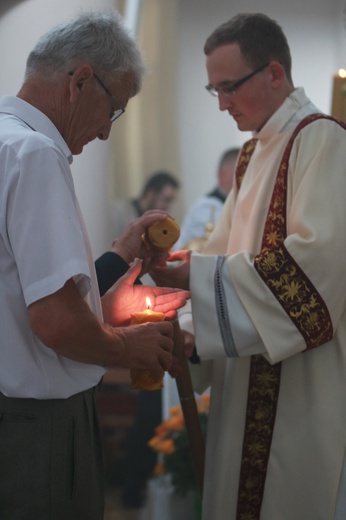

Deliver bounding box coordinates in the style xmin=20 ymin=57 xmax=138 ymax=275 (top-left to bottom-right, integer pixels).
xmin=110 ymin=210 xmax=171 ymax=274
xmin=102 ymin=258 xmax=191 ymax=326
xmin=116 ymin=320 xmax=174 ymax=381
xmin=28 ymin=276 xmax=176 ymax=376
xmin=150 ymin=249 xmax=192 ymax=290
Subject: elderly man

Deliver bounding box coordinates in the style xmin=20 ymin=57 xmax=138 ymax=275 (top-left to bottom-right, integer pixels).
xmin=152 ymin=13 xmax=346 ymax=520
xmin=0 ymin=11 xmax=189 ymax=520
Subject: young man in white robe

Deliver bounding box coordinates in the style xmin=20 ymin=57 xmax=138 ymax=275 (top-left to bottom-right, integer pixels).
xmin=151 ymin=13 xmax=346 ymax=520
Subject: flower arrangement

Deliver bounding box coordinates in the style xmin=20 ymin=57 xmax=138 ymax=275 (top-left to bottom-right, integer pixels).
xmin=148 ymin=393 xmax=210 ymax=497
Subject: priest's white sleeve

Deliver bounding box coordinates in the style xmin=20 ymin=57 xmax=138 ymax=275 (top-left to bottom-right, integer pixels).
xmin=190 ymin=252 xmax=265 ymax=359
xmin=177 ymin=301 xmax=213 ymax=394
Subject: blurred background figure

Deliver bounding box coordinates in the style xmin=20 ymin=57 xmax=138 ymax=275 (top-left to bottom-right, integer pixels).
xmin=110 ymin=171 xmax=180 ymax=238
xmin=174 ymin=148 xmax=240 ymax=252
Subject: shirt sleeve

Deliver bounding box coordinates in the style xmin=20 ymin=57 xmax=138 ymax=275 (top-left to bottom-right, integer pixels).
xmin=5 ymin=143 xmax=90 ymax=306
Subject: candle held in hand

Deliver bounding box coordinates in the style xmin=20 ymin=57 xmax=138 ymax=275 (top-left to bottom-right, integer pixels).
xmin=130 ymin=297 xmax=166 ymax=391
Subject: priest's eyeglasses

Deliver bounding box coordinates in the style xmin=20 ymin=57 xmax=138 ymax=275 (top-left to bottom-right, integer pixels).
xmin=93 ymin=73 xmax=125 ymax=122
xmin=205 ymin=62 xmax=269 ymax=97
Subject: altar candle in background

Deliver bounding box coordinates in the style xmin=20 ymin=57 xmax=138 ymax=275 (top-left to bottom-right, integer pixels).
xmin=130 ymin=297 xmax=166 ymax=391
xmin=331 ymin=68 xmax=346 ymax=123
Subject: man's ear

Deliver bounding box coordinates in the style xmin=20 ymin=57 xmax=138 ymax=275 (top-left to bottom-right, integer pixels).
xmin=268 ymin=61 xmax=285 ymax=87
xmin=68 ymin=64 xmax=94 ymax=102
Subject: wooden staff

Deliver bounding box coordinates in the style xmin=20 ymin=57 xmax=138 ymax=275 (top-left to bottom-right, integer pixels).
xmin=172 ymin=319 xmax=205 ymax=498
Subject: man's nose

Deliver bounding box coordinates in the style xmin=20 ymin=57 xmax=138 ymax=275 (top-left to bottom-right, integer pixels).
xmin=218 ymin=93 xmax=233 ymax=112
xmin=98 ymin=121 xmax=112 ymax=140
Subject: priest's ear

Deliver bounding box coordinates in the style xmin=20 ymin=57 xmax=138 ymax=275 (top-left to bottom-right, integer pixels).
xmin=268 ymin=61 xmax=286 ymax=87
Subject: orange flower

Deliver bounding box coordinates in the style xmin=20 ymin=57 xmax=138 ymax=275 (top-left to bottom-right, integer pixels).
xmin=148 ymin=436 xmax=176 ymax=455
xmin=165 ymin=414 xmax=184 ymax=431
xmin=147 ymin=435 xmax=162 ymax=451
xmin=153 ymin=462 xmax=165 ymax=475
xmin=169 ymin=405 xmax=183 ymax=416
xmin=159 ymin=438 xmax=175 ymax=455
xmin=148 ymin=394 xmax=210 ymax=497
xmin=155 ymin=422 xmax=169 ymax=438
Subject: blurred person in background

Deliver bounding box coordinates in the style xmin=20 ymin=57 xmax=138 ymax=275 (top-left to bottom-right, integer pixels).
xmin=110 ymin=171 xmax=180 ymax=238
xmin=174 ymin=147 xmax=240 ymax=252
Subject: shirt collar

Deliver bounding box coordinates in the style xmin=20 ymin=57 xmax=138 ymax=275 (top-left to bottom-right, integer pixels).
xmin=253 ymin=87 xmax=317 ymax=141
xmin=0 ymin=96 xmax=73 ymax=164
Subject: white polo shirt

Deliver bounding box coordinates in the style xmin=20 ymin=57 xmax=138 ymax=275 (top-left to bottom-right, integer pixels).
xmin=0 ymin=96 xmax=105 ymax=398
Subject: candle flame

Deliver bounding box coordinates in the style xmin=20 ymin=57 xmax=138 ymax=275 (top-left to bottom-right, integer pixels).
xmin=146 ymin=296 xmax=152 ymax=309
xmin=338 ymin=68 xmax=346 ymax=78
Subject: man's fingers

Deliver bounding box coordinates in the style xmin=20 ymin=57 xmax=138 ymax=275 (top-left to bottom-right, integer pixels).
xmin=151 ymin=289 xmax=191 ymax=309
xmin=112 ymin=258 xmax=142 ymax=289
xmin=158 ymin=350 xmax=173 ymax=371
xmin=164 ymin=310 xmax=177 ymax=320
xmin=149 ymin=366 xmax=165 ymax=382
xmin=153 ymin=320 xmax=173 ymax=340
xmin=152 ymin=288 xmax=191 ymax=298
xmin=131 ymin=210 xmax=168 ymax=236
xmin=147 ymin=343 xmax=172 ymax=381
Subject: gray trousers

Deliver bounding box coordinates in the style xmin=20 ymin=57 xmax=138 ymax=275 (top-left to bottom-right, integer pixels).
xmin=0 ymin=386 xmax=104 ymax=520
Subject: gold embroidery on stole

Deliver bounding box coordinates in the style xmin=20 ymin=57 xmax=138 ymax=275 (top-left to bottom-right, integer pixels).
xmin=236 ymin=114 xmax=343 ymax=520
xmin=254 ymin=114 xmax=339 ymax=348
xmin=236 ymin=138 xmax=258 ymax=192
xmin=235 ymin=137 xmax=280 ymax=520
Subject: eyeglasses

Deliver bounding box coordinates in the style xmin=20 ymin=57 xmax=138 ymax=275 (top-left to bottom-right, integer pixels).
xmin=93 ymin=73 xmax=125 ymax=122
xmin=205 ymin=62 xmax=269 ymax=98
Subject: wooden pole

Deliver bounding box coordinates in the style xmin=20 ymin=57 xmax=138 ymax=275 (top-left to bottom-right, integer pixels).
xmin=172 ymin=319 xmax=205 ymax=498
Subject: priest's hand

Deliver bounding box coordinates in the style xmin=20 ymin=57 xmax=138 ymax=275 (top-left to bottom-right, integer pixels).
xmin=150 ymin=250 xmax=191 ymax=290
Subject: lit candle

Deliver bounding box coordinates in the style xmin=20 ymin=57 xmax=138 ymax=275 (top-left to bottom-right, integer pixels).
xmin=130 ymin=297 xmax=166 ymax=391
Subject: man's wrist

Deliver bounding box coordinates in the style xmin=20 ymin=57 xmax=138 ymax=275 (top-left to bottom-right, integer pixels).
xmin=110 ymin=240 xmax=133 ymax=264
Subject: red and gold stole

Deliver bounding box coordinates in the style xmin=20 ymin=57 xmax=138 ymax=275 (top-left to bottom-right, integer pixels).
xmin=235 ymin=114 xmax=345 ymax=520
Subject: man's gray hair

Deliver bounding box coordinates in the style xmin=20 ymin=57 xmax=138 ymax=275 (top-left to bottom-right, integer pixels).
xmin=24 ymin=10 xmax=147 ymax=94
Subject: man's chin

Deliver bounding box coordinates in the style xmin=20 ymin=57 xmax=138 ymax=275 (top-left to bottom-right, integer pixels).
xmin=235 ymin=120 xmax=248 ymax=131
xmin=233 ymin=114 xmax=244 ymax=129
xmin=71 ymin=144 xmax=85 ymax=155
xmin=234 ymin=117 xmax=252 ymax=132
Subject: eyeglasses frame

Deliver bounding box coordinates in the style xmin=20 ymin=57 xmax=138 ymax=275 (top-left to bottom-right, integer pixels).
xmin=205 ymin=62 xmax=270 ymax=97
xmin=93 ymin=73 xmax=125 ymax=122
